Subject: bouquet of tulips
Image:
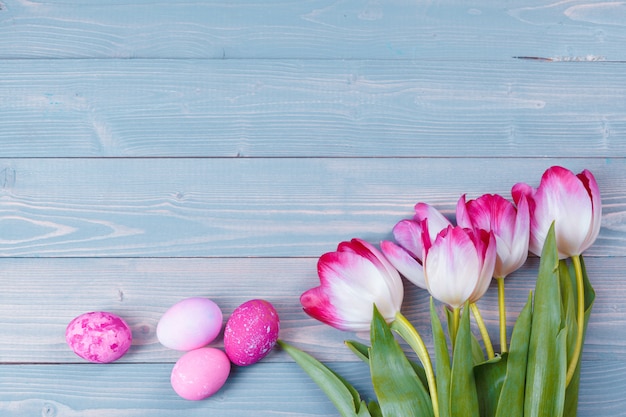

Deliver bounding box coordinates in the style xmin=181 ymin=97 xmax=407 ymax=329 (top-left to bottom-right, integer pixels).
xmin=278 ymin=166 xmax=601 ymax=417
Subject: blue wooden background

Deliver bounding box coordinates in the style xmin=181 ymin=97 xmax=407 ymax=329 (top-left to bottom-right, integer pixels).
xmin=1 ymin=1 xmax=625 ymax=415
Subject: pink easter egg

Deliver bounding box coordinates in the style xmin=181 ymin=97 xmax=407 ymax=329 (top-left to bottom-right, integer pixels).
xmin=223 ymin=299 xmax=280 ymax=366
xmin=170 ymin=347 xmax=230 ymax=400
xmin=157 ymin=297 xmax=223 ymax=351
xmin=65 ymin=311 xmax=132 ymax=363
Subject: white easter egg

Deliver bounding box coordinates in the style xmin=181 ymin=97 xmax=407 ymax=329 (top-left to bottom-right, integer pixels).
xmin=157 ymin=297 xmax=223 ymax=351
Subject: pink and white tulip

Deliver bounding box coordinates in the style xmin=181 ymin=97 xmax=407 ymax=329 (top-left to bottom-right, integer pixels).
xmin=422 ymin=225 xmax=497 ymax=309
xmin=300 ymin=238 xmax=404 ymax=332
xmin=512 ymin=166 xmax=601 ymax=259
xmin=456 ymin=193 xmax=530 ymax=279
xmin=380 ymin=203 xmax=451 ymax=289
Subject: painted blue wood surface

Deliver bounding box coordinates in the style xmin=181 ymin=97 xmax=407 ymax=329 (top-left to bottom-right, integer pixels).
xmin=1 ymin=60 xmax=626 ymax=157
xmin=0 ymin=256 xmax=623 ymax=363
xmin=1 ymin=361 xmax=624 ymax=416
xmin=0 ymin=158 xmax=622 ymax=257
xmin=1 ymin=0 xmax=626 ymax=60
xmin=0 ymin=0 xmax=625 ymax=415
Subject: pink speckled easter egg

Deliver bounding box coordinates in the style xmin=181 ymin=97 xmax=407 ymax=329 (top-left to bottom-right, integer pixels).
xmin=170 ymin=347 xmax=230 ymax=400
xmin=223 ymin=299 xmax=280 ymax=366
xmin=65 ymin=311 xmax=132 ymax=363
xmin=157 ymin=297 xmax=223 ymax=351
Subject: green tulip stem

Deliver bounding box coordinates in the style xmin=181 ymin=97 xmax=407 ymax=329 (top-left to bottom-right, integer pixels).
xmin=392 ymin=312 xmax=440 ymax=417
xmin=566 ymin=254 xmax=585 ymax=387
xmin=451 ymin=306 xmax=461 ymax=349
xmin=470 ymin=303 xmax=495 ymax=360
xmin=497 ymin=277 xmax=508 ymax=353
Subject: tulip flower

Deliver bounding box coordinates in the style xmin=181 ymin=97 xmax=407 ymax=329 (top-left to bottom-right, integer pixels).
xmin=422 ymin=225 xmax=496 ymax=350
xmin=511 ymin=165 xmax=601 ymax=259
xmin=301 ymin=240 xmax=440 ymax=416
xmin=456 ymin=193 xmax=530 ymax=352
xmin=456 ymin=193 xmax=530 ymax=279
xmin=380 ymin=203 xmax=451 ymax=289
xmin=423 ymin=225 xmax=496 ymax=309
xmin=300 ymin=238 xmax=404 ymax=332
xmin=512 ymin=165 xmax=601 ymax=386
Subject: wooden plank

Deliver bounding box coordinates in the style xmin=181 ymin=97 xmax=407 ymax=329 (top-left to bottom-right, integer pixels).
xmin=0 ymin=157 xmax=622 ymax=257
xmin=1 ymin=0 xmax=625 ymax=60
xmin=0 ymin=362 xmax=374 ymax=416
xmin=1 ymin=1 xmax=622 ymax=416
xmin=0 ymin=361 xmax=623 ymax=416
xmin=1 ymin=59 xmax=626 ymax=157
xmin=0 ymin=256 xmax=621 ymax=363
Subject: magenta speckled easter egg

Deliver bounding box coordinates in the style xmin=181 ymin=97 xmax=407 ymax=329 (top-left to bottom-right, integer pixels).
xmin=157 ymin=297 xmax=223 ymax=351
xmin=223 ymin=299 xmax=280 ymax=366
xmin=170 ymin=347 xmax=231 ymax=400
xmin=65 ymin=311 xmax=132 ymax=363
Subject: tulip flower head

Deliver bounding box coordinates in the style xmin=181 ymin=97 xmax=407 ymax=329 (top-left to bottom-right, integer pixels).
xmin=422 ymin=225 xmax=497 ymax=309
xmin=512 ymin=166 xmax=601 ymax=259
xmin=300 ymin=238 xmax=404 ymax=332
xmin=381 ymin=203 xmax=452 ymax=289
xmin=456 ymin=193 xmax=530 ymax=279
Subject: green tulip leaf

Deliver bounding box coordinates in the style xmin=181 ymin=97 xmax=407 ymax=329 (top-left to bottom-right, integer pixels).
xmin=563 ymin=255 xmax=595 ymax=417
xmin=474 ymin=353 xmax=507 ymax=417
xmin=357 ymin=400 xmax=375 ymax=417
xmin=278 ymin=340 xmax=366 ymax=417
xmin=450 ymin=304 xmax=480 ymax=417
xmin=367 ymin=400 xmax=383 ymax=417
xmin=495 ymin=292 xmax=533 ymax=417
xmin=559 ymin=260 xmax=577 ymax=365
xmin=444 ymin=305 xmax=483 ymax=364
xmin=471 ymin=332 xmax=486 ymax=365
xmin=524 ymin=223 xmax=567 ymax=417
xmin=346 ymin=339 xmax=429 ymax=391
xmin=431 ymin=298 xmax=451 ymax=417
xmin=370 ymin=305 xmax=434 ymax=417
xmin=345 ymin=340 xmax=371 ymax=363
xmin=445 ymin=306 xmax=456 ymax=348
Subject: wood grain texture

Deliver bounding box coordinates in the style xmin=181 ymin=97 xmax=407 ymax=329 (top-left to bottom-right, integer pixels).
xmin=1 ymin=59 xmax=626 ymax=157
xmin=0 ymin=255 xmax=622 ymax=363
xmin=1 ymin=0 xmax=625 ymax=415
xmin=0 ymin=361 xmax=624 ymax=416
xmin=0 ymin=157 xmax=622 ymax=257
xmin=0 ymin=0 xmax=625 ymax=60
xmin=0 ymin=362 xmax=375 ymax=416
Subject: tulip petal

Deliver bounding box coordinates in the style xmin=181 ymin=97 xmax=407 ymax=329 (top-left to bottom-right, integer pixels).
xmin=512 ymin=182 xmax=544 ymax=256
xmin=302 ymin=254 xmax=375 ymax=331
xmin=355 ymin=239 xmax=405 ymax=314
xmin=455 ymin=194 xmax=471 ymax=229
xmin=380 ymin=240 xmax=427 ymax=289
xmin=300 ymin=286 xmax=343 ymax=329
xmin=469 ymin=230 xmax=497 ymax=303
xmin=414 ymin=202 xmax=452 ymax=239
xmin=506 ymin=193 xmax=530 ymax=276
xmin=577 ymin=169 xmax=602 ymax=254
xmin=535 ymin=166 xmax=594 ymax=258
xmin=302 ymin=239 xmax=404 ymax=332
xmin=330 ymin=253 xmax=398 ymax=327
xmin=336 ymin=239 xmax=404 ymax=309
xmin=391 ymin=220 xmax=424 ymax=260
xmin=514 ymin=166 xmax=601 ymax=258
xmin=458 ymin=193 xmax=529 ymax=279
xmin=424 ymin=226 xmax=480 ymax=309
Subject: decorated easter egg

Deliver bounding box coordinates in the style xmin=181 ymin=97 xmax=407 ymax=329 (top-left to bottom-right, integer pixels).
xmin=170 ymin=347 xmax=230 ymax=400
xmin=157 ymin=297 xmax=223 ymax=351
xmin=223 ymin=299 xmax=280 ymax=366
xmin=65 ymin=311 xmax=132 ymax=363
